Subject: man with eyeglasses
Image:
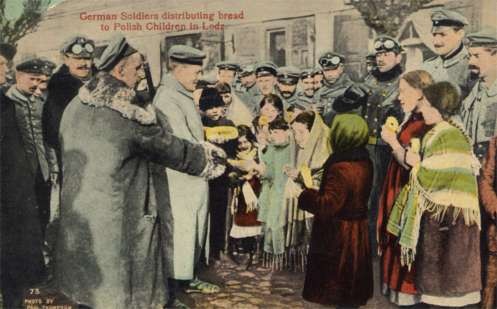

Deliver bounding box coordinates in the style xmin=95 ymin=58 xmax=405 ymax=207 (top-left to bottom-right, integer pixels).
xmin=422 ymin=9 xmax=475 ymax=99
xmin=314 ymin=51 xmax=353 ymax=124
xmin=42 ymin=36 xmax=96 ymax=165
xmin=362 ymin=35 xmax=404 ymax=257
xmin=0 ymin=57 xmax=57 ymax=308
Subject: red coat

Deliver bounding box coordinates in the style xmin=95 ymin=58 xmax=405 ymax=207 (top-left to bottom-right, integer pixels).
xmin=377 ymin=113 xmax=427 ymax=296
xmin=298 ymin=148 xmax=373 ymax=307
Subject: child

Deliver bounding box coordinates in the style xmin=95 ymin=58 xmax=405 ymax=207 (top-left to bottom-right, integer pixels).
xmin=252 ymin=94 xmax=284 ymax=151
xmin=256 ymin=116 xmax=297 ymax=270
xmin=200 ymin=88 xmax=237 ymax=263
xmin=227 ymin=125 xmax=263 ymax=268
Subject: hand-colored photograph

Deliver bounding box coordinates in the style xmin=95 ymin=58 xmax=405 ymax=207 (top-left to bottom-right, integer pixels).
xmin=1 ymin=0 xmax=496 ymax=308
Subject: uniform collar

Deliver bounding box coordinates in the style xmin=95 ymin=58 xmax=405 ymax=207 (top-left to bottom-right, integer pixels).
xmin=441 ymin=44 xmax=468 ymax=68
xmin=322 ymin=72 xmax=351 ymax=88
xmin=371 ymin=64 xmax=403 ymax=82
xmin=6 ymin=85 xmax=34 ymax=105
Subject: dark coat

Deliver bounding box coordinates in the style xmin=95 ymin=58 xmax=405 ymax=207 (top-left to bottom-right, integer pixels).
xmin=55 ymin=72 xmax=207 ymax=308
xmin=298 ymin=148 xmax=374 ymax=307
xmin=42 ymin=64 xmax=84 ymax=162
xmin=0 ymin=89 xmax=47 ymax=308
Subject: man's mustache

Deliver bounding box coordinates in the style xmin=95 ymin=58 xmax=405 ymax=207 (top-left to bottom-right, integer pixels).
xmin=469 ymin=65 xmax=480 ymax=71
xmin=77 ymin=65 xmax=90 ymax=70
xmin=434 ymin=44 xmax=444 ymax=48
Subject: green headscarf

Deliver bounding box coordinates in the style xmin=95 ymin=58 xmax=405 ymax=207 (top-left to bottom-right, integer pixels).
xmin=329 ymin=114 xmax=369 ymax=153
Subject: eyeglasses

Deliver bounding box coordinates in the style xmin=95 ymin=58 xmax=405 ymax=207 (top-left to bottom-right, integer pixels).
xmin=319 ymin=56 xmax=341 ymax=67
xmin=374 ymin=39 xmax=396 ymax=51
xmin=70 ymin=42 xmax=95 ymax=55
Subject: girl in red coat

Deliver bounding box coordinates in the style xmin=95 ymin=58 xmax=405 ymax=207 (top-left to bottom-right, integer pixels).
xmin=298 ymin=113 xmax=373 ymax=307
xmin=377 ymin=70 xmax=433 ymax=306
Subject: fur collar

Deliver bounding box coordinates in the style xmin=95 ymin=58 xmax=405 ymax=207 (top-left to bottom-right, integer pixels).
xmin=78 ymin=72 xmax=156 ymax=125
xmin=371 ymin=64 xmax=403 ymax=82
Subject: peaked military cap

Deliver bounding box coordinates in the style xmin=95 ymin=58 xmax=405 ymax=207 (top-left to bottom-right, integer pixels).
xmin=277 ymin=66 xmax=300 ymax=85
xmin=255 ymin=62 xmax=278 ymax=77
xmin=366 ymin=52 xmax=376 ymax=63
xmin=168 ymin=45 xmax=205 ymax=65
xmin=95 ymin=35 xmax=138 ymax=71
xmin=16 ymin=57 xmax=55 ymax=75
xmin=0 ymin=43 xmax=17 ymax=61
xmin=41 ymin=59 xmax=56 ymax=76
xmin=61 ymin=36 xmax=95 ymax=58
xmin=431 ymin=9 xmax=469 ymax=28
xmin=300 ymin=69 xmax=314 ymax=80
xmin=239 ymin=64 xmax=256 ymax=77
xmin=312 ymin=67 xmax=323 ymax=75
xmin=216 ymin=61 xmax=240 ymax=71
xmin=318 ymin=51 xmax=345 ymax=69
xmin=373 ymin=35 xmax=403 ymax=54
xmin=465 ymin=27 xmax=497 ymax=47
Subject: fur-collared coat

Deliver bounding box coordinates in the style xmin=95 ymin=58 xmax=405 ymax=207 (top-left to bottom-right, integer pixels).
xmin=55 ymin=72 xmax=207 ymax=308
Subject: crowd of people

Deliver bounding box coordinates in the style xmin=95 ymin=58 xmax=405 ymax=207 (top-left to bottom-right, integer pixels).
xmin=1 ymin=6 xmax=497 ymax=309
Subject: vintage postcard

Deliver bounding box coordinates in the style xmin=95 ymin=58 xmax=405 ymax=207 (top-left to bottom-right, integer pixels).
xmin=1 ymin=0 xmax=497 ymax=308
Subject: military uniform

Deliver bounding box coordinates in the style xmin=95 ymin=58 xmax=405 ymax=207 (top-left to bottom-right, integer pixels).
xmin=154 ymin=45 xmax=211 ymax=281
xmin=462 ymin=80 xmax=497 ymax=161
xmin=362 ymin=35 xmax=404 ymax=256
xmin=1 ymin=58 xmax=57 ymax=308
xmin=314 ymin=52 xmax=353 ymax=124
xmin=247 ymin=62 xmax=279 ymax=114
xmin=461 ymin=28 xmax=497 ymax=161
xmin=463 ymin=28 xmax=497 ymax=309
xmin=276 ymin=66 xmax=300 ymax=109
xmin=421 ymin=9 xmax=475 ymax=99
xmin=216 ymin=60 xmax=240 ymax=88
xmin=296 ymin=69 xmax=316 ymax=107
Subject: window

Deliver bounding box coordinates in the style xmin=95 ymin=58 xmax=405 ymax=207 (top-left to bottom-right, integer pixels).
xmin=268 ymin=30 xmax=286 ymax=67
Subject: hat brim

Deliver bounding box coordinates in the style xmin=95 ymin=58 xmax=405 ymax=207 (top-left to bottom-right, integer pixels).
xmin=170 ymin=56 xmax=203 ymax=65
xmin=332 ymin=96 xmax=367 ymax=113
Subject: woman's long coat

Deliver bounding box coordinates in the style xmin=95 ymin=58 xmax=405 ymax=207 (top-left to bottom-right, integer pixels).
xmin=298 ymin=149 xmax=374 ymax=307
xmin=56 ymin=73 xmax=206 ymax=308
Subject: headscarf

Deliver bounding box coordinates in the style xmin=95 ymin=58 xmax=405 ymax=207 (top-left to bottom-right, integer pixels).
xmin=329 ymin=114 xmax=369 ymax=153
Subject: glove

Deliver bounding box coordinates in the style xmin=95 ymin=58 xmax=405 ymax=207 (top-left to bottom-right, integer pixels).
xmin=200 ymin=142 xmax=227 ymax=179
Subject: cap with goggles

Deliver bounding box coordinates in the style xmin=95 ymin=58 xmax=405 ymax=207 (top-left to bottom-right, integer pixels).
xmin=61 ymin=36 xmax=95 ymax=58
xmin=318 ymin=52 xmax=345 ymax=69
xmin=373 ymin=35 xmax=402 ymax=54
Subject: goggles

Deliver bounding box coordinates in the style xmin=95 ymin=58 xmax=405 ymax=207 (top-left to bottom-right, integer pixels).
xmin=71 ymin=43 xmax=95 ymax=55
xmin=319 ymin=55 xmax=341 ymax=68
xmin=374 ymin=39 xmax=397 ymax=51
